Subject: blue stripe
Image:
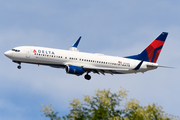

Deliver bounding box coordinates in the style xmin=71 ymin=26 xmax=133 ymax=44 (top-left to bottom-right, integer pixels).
xmin=151 ymin=46 xmax=163 ymax=62
xmin=139 ymin=49 xmax=149 ymax=62
xmin=125 ymin=50 xmax=149 ymax=62
xmin=133 ymin=60 xmax=144 ymax=70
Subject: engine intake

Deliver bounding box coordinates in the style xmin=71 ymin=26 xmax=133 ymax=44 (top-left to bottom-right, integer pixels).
xmin=65 ymin=65 xmax=84 ymax=75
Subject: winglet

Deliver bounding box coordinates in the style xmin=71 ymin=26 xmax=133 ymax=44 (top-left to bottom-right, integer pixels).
xmin=69 ymin=36 xmax=81 ymax=51
xmin=72 ymin=36 xmax=81 ymax=47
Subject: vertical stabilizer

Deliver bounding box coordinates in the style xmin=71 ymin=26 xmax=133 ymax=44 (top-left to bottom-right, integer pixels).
xmin=125 ymin=32 xmax=168 ymax=63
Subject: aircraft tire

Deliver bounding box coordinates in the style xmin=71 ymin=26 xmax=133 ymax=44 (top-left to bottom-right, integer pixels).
xmin=17 ymin=65 xmax=21 ymax=69
xmin=85 ymin=74 xmax=91 ymax=80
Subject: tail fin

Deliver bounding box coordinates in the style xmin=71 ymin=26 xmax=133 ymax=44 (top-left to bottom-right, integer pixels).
xmin=125 ymin=32 xmax=168 ymax=63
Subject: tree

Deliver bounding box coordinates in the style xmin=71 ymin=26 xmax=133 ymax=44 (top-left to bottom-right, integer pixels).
xmin=41 ymin=88 xmax=179 ymax=120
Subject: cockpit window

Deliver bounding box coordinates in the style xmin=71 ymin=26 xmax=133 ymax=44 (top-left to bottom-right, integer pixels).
xmin=12 ymin=49 xmax=20 ymax=52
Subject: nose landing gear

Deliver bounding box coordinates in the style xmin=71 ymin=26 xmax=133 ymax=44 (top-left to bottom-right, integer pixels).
xmin=17 ymin=62 xmax=21 ymax=69
xmin=84 ymin=74 xmax=91 ymax=80
xmin=13 ymin=61 xmax=21 ymax=69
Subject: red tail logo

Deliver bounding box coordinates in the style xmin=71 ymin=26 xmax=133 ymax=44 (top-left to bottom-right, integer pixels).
xmin=146 ymin=40 xmax=165 ymax=63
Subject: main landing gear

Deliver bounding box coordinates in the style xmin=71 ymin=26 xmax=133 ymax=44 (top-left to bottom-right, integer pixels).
xmin=84 ymin=73 xmax=91 ymax=80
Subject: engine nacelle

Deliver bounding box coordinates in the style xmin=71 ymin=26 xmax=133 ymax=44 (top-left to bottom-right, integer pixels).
xmin=65 ymin=65 xmax=84 ymax=75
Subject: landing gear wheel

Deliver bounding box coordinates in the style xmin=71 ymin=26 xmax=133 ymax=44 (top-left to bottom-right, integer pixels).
xmin=84 ymin=74 xmax=91 ymax=80
xmin=17 ymin=65 xmax=21 ymax=69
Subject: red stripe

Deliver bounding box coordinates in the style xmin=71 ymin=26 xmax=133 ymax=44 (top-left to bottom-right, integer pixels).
xmin=146 ymin=45 xmax=154 ymax=62
xmin=151 ymin=40 xmax=164 ymax=48
xmin=146 ymin=40 xmax=165 ymax=62
xmin=153 ymin=49 xmax=161 ymax=63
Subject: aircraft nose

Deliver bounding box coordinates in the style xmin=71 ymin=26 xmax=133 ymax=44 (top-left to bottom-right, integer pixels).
xmin=4 ymin=50 xmax=12 ymax=57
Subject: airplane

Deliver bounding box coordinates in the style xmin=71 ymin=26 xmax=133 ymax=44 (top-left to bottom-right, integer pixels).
xmin=4 ymin=32 xmax=169 ymax=80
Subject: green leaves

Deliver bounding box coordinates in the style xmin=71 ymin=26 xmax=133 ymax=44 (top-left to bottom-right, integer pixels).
xmin=41 ymin=87 xmax=179 ymax=120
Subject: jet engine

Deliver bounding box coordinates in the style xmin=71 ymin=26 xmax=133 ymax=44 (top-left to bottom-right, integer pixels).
xmin=65 ymin=65 xmax=84 ymax=75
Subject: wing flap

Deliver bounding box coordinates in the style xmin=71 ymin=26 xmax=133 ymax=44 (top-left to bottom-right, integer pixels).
xmin=83 ymin=65 xmax=130 ymax=71
xmin=83 ymin=65 xmax=130 ymax=75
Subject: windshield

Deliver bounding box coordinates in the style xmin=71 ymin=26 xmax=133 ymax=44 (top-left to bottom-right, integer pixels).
xmin=12 ymin=49 xmax=20 ymax=52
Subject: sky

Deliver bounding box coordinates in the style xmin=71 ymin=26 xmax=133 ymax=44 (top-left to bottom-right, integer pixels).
xmin=0 ymin=0 xmax=180 ymax=119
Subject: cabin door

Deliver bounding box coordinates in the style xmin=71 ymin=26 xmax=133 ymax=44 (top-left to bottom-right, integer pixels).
xmin=26 ymin=49 xmax=31 ymax=58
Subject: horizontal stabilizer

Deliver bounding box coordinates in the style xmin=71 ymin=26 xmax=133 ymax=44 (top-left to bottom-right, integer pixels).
xmin=158 ymin=65 xmax=176 ymax=69
xmin=147 ymin=65 xmax=175 ymax=69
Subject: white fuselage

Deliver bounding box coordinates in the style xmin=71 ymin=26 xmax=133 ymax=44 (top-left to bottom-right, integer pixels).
xmin=4 ymin=46 xmax=158 ymax=75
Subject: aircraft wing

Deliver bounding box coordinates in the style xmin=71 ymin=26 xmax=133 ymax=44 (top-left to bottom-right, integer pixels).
xmin=66 ymin=60 xmax=144 ymax=75
xmin=82 ymin=65 xmax=130 ymax=75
